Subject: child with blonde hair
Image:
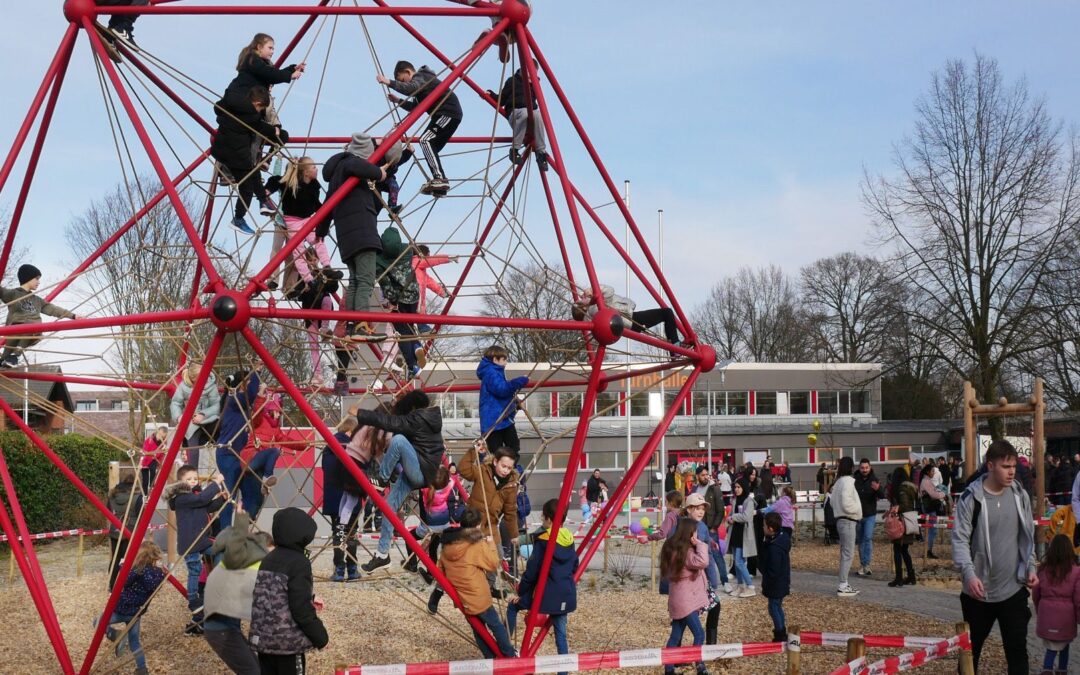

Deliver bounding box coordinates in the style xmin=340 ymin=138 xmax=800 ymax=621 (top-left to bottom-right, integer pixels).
xmin=266 ymin=156 xmax=343 ymax=286
xmin=99 ymin=541 xmax=167 ymax=675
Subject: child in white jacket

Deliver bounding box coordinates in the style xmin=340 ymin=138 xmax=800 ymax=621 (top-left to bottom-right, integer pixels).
xmin=829 ymin=457 xmax=862 ymax=597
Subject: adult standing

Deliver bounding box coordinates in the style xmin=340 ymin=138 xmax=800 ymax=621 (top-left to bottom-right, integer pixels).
xmin=664 ymin=464 xmax=677 ymax=494
xmin=758 ymin=461 xmax=775 ymax=503
xmin=888 ymin=476 xmax=918 ymax=587
xmin=830 ymin=457 xmax=862 ymax=597
xmin=919 ymin=465 xmax=947 ymax=559
xmin=717 ymin=464 xmax=733 ymax=507
xmin=1046 ymin=454 xmax=1071 ymax=507
xmin=586 ymin=469 xmax=608 ymax=513
xmin=815 ymin=462 xmax=827 ymax=495
xmin=952 ymin=440 xmax=1036 ymax=674
xmin=853 ymin=458 xmax=883 ymax=577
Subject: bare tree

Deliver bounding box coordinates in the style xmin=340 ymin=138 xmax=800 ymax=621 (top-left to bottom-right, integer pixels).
xmin=479 ymin=263 xmax=586 ymax=363
xmin=690 ymin=277 xmax=743 ymax=361
xmin=1015 ymin=258 xmax=1080 ymax=409
xmin=800 ymin=252 xmax=901 ymax=363
xmin=864 ymin=54 xmax=1080 ymax=426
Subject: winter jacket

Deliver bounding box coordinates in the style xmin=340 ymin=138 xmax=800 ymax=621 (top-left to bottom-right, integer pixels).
xmin=319 ymin=152 xmax=384 ymax=261
xmin=726 ymin=493 xmax=757 ymax=557
xmin=438 ymin=527 xmax=499 ymax=615
xmin=170 ymin=370 xmax=220 ymax=428
xmin=375 ymin=225 xmax=419 ymax=305
xmin=265 ymin=175 xmax=322 ymax=219
xmin=211 ymin=89 xmax=287 ymax=169
xmin=586 ymin=476 xmax=608 ymax=504
xmin=1033 ymin=566 xmax=1080 ymax=643
xmin=140 ymin=434 xmax=165 ymax=469
xmin=115 ymin=564 xmax=167 ymax=617
xmin=225 ymin=54 xmax=297 ymax=98
xmin=1048 ymin=462 xmax=1071 ymax=501
xmin=240 ymin=395 xmax=287 ymax=464
xmin=919 ymin=475 xmax=946 ymax=514
xmin=647 ymin=509 xmax=679 ymax=542
xmin=853 ymin=470 xmax=884 ymax=519
xmin=250 ymin=508 xmax=328 ymax=654
xmin=516 ymin=526 xmax=578 ymax=615
xmin=703 ymin=483 xmax=726 ymax=530
xmin=165 ymin=481 xmax=223 ymax=554
xmin=458 ymin=445 xmax=520 ymax=546
xmin=894 ymin=480 xmax=919 ymax=545
xmin=108 ymin=481 xmax=142 ymax=540
xmin=889 ymin=464 xmax=914 ymax=505
xmin=286 ymin=273 xmax=338 ymax=326
xmin=951 ymin=476 xmax=1036 ymax=598
xmin=476 ymin=357 xmax=528 ymax=433
xmin=498 ymin=68 xmax=538 ymax=112
xmin=206 ymin=512 xmax=268 ymax=621
xmin=413 ymin=255 xmax=451 ymax=313
xmin=762 ymin=495 xmax=794 ymax=530
xmin=830 ymin=475 xmax=861 ymax=521
xmin=355 ymin=406 xmax=445 ymax=486
xmin=760 ymin=530 xmax=791 ymax=599
xmin=218 ymin=372 xmax=260 ymax=452
xmin=583 ymin=285 xmax=636 ymax=327
xmin=387 ymin=65 xmax=463 ymax=120
xmin=321 ymin=431 xmax=352 ymax=517
xmin=666 ymin=538 xmax=709 ymax=620
xmin=0 ymin=287 xmax=74 ymax=325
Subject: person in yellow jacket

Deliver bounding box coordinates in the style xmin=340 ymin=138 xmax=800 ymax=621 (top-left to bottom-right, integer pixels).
xmin=434 ymin=508 xmax=517 ymax=657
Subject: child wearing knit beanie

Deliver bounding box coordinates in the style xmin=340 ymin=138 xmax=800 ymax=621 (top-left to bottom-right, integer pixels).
xmin=0 ymin=264 xmax=76 ymax=368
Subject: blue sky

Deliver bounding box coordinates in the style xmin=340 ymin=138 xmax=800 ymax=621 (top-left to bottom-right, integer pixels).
xmin=5 ymin=1 xmax=1080 ymax=314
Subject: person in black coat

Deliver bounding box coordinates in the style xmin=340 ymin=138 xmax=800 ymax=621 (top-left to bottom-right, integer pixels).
xmin=585 ymin=469 xmax=608 ymax=506
xmin=211 ymin=85 xmax=288 ymax=233
xmin=1047 ymin=454 xmax=1072 ymax=506
xmin=493 ymin=63 xmax=548 ymax=170
xmin=320 ymin=133 xmax=400 ymax=346
xmin=759 ymin=512 xmax=791 ymax=642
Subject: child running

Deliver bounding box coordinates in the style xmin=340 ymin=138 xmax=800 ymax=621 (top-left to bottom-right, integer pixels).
xmin=99 ymin=541 xmax=167 ymax=675
xmin=0 ymin=264 xmax=76 ymax=368
xmin=1033 ymin=533 xmax=1080 ymax=673
xmin=659 ymin=518 xmax=710 ymax=675
xmin=760 ymin=511 xmax=791 ymax=643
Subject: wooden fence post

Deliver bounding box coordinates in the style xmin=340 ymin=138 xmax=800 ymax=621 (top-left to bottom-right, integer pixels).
xmin=76 ymin=531 xmax=85 ymax=578
xmin=785 ymin=625 xmax=801 ymax=675
xmin=846 ymin=637 xmax=866 ymax=663
xmin=955 ymin=622 xmax=974 ymax=675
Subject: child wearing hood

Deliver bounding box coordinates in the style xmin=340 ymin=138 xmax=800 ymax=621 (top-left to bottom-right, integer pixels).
xmin=204 ymin=512 xmax=269 ymax=675
xmin=507 ymin=499 xmax=577 ymax=670
xmin=759 ymin=512 xmax=792 ymax=643
xmin=476 ymin=344 xmax=528 ymax=454
xmin=250 ymin=507 xmax=328 ymax=672
xmin=434 ymin=507 xmax=517 ymax=658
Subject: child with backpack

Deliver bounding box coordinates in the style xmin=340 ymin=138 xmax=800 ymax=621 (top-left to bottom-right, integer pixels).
xmin=659 ymin=518 xmax=710 ymax=675
xmin=100 ymin=541 xmax=167 ymax=675
xmin=1033 ymin=533 xmax=1080 ymax=674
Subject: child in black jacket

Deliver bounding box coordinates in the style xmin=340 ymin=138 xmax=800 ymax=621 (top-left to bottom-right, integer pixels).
xmin=250 ymin=507 xmax=328 ymax=673
xmin=760 ymin=512 xmax=791 ymax=643
xmin=165 ymin=465 xmax=225 ymax=635
xmin=495 ymin=64 xmax=548 ymax=171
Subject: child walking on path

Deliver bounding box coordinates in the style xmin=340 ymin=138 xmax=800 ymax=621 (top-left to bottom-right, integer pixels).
xmin=100 ymin=541 xmax=167 ymax=675
xmin=477 ymin=344 xmax=529 ymax=453
xmin=659 ymin=518 xmax=710 ymax=675
xmin=759 ymin=512 xmax=791 ymax=643
xmin=0 ymin=264 xmax=76 ymax=367
xmin=1033 ymin=533 xmax=1080 ymax=674
xmin=266 ymin=157 xmax=342 ymax=285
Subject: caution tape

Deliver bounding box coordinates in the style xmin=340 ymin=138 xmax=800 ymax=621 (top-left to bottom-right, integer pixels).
xmin=828 ymin=632 xmax=971 ymax=675
xmin=801 ymin=632 xmax=951 ymax=649
xmin=0 ymin=523 xmax=167 ymax=544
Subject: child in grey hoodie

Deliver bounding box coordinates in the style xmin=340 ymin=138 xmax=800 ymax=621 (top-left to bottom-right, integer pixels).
xmin=0 ymin=264 xmax=75 ymax=367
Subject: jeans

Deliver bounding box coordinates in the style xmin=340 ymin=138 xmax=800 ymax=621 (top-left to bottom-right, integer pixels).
xmin=416 ymin=509 xmax=451 ymax=538
xmin=836 ymin=518 xmax=856 ymax=585
xmin=108 ymin=612 xmax=144 ymax=669
xmin=216 ymin=439 xmax=246 ymax=529
xmin=703 ymin=549 xmax=719 ymax=589
xmin=471 ymin=605 xmax=516 ymax=658
xmin=239 ymin=447 xmax=282 ymax=518
xmin=1044 ymin=644 xmax=1070 ymax=671
xmin=377 ymin=435 xmax=425 ymax=555
xmin=926 ymin=514 xmax=937 ymax=551
xmin=733 ymin=547 xmax=752 ymax=586
xmin=665 ymin=611 xmax=705 ymax=674
xmin=710 ymin=547 xmax=729 ymax=586
xmin=767 ymin=597 xmax=785 ymax=632
xmin=184 ymin=551 xmax=204 ymax=616
xmin=507 ymin=604 xmax=568 ymax=669
xmin=345 ymin=250 xmax=376 ymax=314
xmin=856 ymin=515 xmax=876 ymax=567
xmin=961 ymin=588 xmax=1030 ymax=675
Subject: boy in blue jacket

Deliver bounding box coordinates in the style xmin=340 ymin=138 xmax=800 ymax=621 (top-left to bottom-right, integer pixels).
xmin=760 ymin=512 xmax=791 ymax=643
xmin=165 ymin=465 xmax=225 ymax=636
xmin=477 ymin=345 xmax=528 ymax=454
xmin=507 ymin=499 xmax=577 ymax=669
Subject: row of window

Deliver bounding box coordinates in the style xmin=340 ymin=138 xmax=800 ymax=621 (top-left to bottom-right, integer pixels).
xmin=74 ymin=400 xmax=132 ymax=412
xmin=436 ymin=389 xmax=871 ymax=419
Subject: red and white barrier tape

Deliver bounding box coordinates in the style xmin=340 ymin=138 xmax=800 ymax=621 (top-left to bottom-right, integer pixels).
xmin=829 ymin=632 xmax=971 ymax=675
xmin=801 ymin=632 xmax=949 ymax=649
xmin=0 ymin=523 xmax=167 ymax=544
xmin=335 ymin=641 xmax=784 ymax=674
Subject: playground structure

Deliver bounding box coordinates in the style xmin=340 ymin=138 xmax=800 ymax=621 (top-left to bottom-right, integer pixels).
xmin=0 ymin=1 xmax=719 ymax=672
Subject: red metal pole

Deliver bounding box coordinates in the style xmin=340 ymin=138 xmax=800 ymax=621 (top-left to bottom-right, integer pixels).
xmin=0 ymin=397 xmax=186 ymax=595
xmin=291 ymin=136 xmax=512 ymax=145
xmin=251 ymin=305 xmax=589 ymax=332
xmin=106 ymin=4 xmax=500 ymax=17
xmin=0 ymin=24 xmax=78 ymax=278
xmin=83 ymin=20 xmax=224 ymax=290
xmin=243 ymin=18 xmax=512 ymax=296
xmin=240 ymin=326 xmax=502 ymax=654
xmin=520 ymin=346 xmax=606 ymax=653
xmin=45 ymin=151 xmax=212 ymax=302
xmin=80 ymin=332 xmax=226 ymax=675
xmin=525 ymin=30 xmax=697 ymax=345
xmin=0 ymin=307 xmax=208 ymax=339
xmin=0 ymin=449 xmax=75 ymax=674
xmin=0 ymin=369 xmax=173 ymax=394
xmin=0 ymin=488 xmax=74 ymax=673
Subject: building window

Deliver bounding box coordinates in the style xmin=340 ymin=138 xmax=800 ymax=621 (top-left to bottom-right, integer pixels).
xmin=756 ymin=391 xmax=777 ymax=415
xmin=664 ymin=391 xmax=685 ymax=416
xmin=818 ymin=391 xmax=839 ymax=415
xmin=631 ymin=449 xmax=659 ymax=470
xmin=691 ymin=391 xmax=712 ymax=415
xmin=724 ymin=391 xmax=749 ymax=415
xmin=457 ymin=393 xmax=480 ymax=419
xmin=549 ymin=453 xmax=572 ymax=469
xmin=526 ymin=393 xmax=551 ymax=419
xmin=849 ymin=390 xmax=869 ymax=414
xmin=111 ymin=400 xmax=130 ymax=411
xmin=789 ymin=391 xmax=810 ymax=415
xmin=782 ymin=447 xmax=810 ymax=464
xmin=559 ymin=393 xmax=583 ymax=418
xmin=885 ymin=445 xmax=912 ymax=462
xmin=75 ymin=400 xmax=98 ymax=412
xmin=595 ymin=392 xmax=621 ymax=417
xmin=629 ymin=392 xmax=651 ymax=417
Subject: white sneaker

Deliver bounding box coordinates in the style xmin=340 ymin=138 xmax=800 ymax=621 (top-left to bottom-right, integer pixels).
xmin=738 ymin=586 xmax=756 ymax=598
xmin=837 ymin=584 xmax=860 ymax=597
xmin=723 ymin=582 xmax=733 ymax=594
xmin=727 ymin=584 xmax=742 ymax=596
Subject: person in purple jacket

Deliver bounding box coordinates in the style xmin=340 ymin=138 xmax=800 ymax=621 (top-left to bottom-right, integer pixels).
xmin=762 ymin=485 xmax=795 ymax=536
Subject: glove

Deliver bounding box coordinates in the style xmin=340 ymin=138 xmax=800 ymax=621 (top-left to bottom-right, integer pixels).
xmin=512 ymin=376 xmax=529 ymax=389
xmin=276 ymin=126 xmax=290 ymax=144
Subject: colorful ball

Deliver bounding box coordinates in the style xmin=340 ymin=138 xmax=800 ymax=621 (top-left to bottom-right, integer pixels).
xmin=640 ymin=517 xmax=651 ymax=529
xmin=629 ymin=521 xmax=643 ymax=535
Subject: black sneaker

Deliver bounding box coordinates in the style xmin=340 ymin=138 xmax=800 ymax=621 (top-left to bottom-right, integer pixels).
xmin=403 ymin=555 xmax=419 ymax=573
xmin=536 ymin=152 xmax=548 ymax=172
xmin=183 ymin=623 xmax=204 ymax=637
xmin=361 ymin=554 xmax=390 ymax=573
xmin=509 ymin=148 xmax=521 ymax=165
xmin=419 ymin=568 xmax=434 ymax=585
xmin=427 ymin=588 xmax=443 ymax=614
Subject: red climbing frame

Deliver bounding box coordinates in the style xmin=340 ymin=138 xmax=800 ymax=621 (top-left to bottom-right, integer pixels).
xmin=0 ymin=1 xmax=717 ymax=672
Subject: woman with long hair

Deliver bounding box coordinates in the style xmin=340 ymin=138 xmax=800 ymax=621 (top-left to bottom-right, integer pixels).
xmin=830 ymin=456 xmax=862 ymax=597
xmin=1033 ymin=534 xmax=1080 ymax=673
xmin=659 ymin=518 xmax=710 ymax=675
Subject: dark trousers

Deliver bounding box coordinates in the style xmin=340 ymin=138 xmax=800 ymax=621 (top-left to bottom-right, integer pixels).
xmin=389 ymin=301 xmax=420 ymax=370
xmin=107 ymin=537 xmax=129 ymax=591
xmin=257 ymin=652 xmax=306 ymax=675
xmin=960 ymin=588 xmax=1030 ymax=675
xmin=399 ymin=114 xmax=461 ymax=180
xmin=214 ymin=154 xmax=268 ymax=219
xmin=184 ymin=424 xmax=214 ymax=471
xmin=628 ymin=307 xmax=679 ymax=343
xmin=140 ymin=462 xmax=159 ymax=494
xmin=331 ymin=509 xmax=359 ymax=569
xmin=485 ymin=425 xmax=520 ymax=454
xmin=892 ymin=541 xmax=913 ymax=580
xmin=204 ymin=626 xmax=260 ymax=675
xmin=96 ymin=0 xmax=147 ymax=32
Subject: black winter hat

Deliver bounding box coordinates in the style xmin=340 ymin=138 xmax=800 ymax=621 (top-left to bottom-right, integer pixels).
xmin=17 ymin=264 xmax=41 ymax=285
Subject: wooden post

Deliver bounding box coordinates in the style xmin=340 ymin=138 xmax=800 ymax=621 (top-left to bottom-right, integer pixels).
xmin=846 ymin=636 xmax=866 ymax=663
xmin=785 ymin=625 xmax=801 ymax=675
xmin=7 ymin=548 xmax=14 ymax=583
xmin=963 ymin=382 xmax=977 ymax=478
xmin=76 ymin=531 xmax=85 ymax=578
xmin=650 ymin=539 xmax=656 ymax=588
xmin=955 ymin=622 xmax=974 ymax=675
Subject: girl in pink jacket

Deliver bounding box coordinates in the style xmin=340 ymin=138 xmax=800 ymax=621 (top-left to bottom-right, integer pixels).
xmin=1033 ymin=534 xmax=1080 ymax=673
xmin=659 ymin=518 xmax=710 ymax=675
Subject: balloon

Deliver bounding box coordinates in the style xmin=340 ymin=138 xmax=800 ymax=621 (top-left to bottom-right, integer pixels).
xmin=717 ymin=538 xmax=728 ymax=556
xmin=716 ymin=524 xmax=727 ymax=541
xmin=640 ymin=517 xmax=651 ymax=529
xmin=646 ymin=527 xmax=654 ymax=535
xmin=629 ymin=521 xmax=643 ymax=535
xmin=812 ymin=419 xmax=822 ymax=431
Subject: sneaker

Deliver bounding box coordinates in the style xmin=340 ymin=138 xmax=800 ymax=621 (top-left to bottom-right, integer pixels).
xmin=855 ymin=566 xmax=871 ymax=577
xmin=112 ymin=28 xmax=138 ymax=51
xmin=259 ymin=199 xmax=277 ymax=216
xmin=361 ymin=553 xmax=391 ymax=573
xmin=183 ymin=622 xmax=204 ymax=637
xmin=390 ymin=203 xmax=404 ymax=215
xmin=347 ymin=564 xmax=361 ymax=581
xmin=349 ymin=324 xmax=388 ymax=343
xmin=837 ymin=584 xmax=860 ymax=597
xmin=414 ymin=347 xmax=427 ymax=369
xmin=419 ymin=568 xmax=434 ymax=585
xmin=408 ymin=365 xmax=422 ymax=380
xmin=0 ymin=356 xmax=17 ymax=369
xmin=330 ymin=565 xmax=346 ymax=582
xmin=722 ymin=582 xmax=734 ymax=594
xmin=727 ymin=584 xmax=742 ymax=596
xmin=230 ymin=216 xmax=256 ymax=235
xmin=403 ymin=555 xmax=419 ymax=573
xmin=427 ymin=588 xmax=443 ymax=614
xmin=324 ymin=268 xmax=344 ymax=280
xmin=737 ymin=586 xmax=756 ymax=598
xmin=509 ymin=147 xmax=521 ymax=165
xmin=536 ymin=152 xmax=548 ymax=172
xmin=420 ymin=178 xmax=450 ymax=196
xmin=260 ymin=475 xmax=277 ymax=497
xmin=333 ymin=380 xmax=349 ymax=396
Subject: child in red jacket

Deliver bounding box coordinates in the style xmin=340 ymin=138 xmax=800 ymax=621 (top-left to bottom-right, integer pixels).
xmin=1033 ymin=534 xmax=1080 ymax=673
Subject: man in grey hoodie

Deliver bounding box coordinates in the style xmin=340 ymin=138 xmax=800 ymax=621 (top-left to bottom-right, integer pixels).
xmin=951 ymin=439 xmax=1036 ymax=675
